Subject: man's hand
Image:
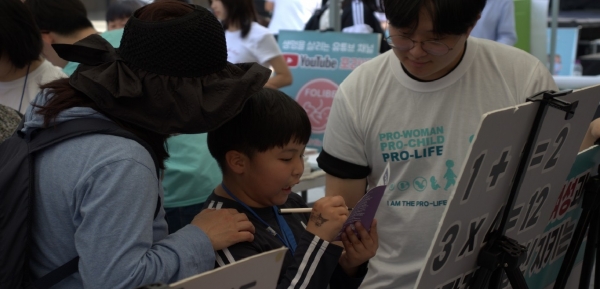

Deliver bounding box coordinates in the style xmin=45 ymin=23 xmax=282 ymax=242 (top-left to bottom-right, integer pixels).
xmin=191 ymin=209 xmax=255 ymax=250
xmin=306 ymin=196 xmax=349 ymax=242
xmin=338 ymin=220 xmax=379 ymax=276
xmin=580 ymin=118 xmax=600 ymax=151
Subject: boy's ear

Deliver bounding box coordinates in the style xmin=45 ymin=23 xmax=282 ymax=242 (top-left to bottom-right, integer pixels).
xmin=225 ymin=150 xmax=246 ymax=174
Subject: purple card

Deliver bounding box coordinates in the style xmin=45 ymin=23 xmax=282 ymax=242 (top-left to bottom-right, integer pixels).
xmin=334 ymin=185 xmax=386 ymax=241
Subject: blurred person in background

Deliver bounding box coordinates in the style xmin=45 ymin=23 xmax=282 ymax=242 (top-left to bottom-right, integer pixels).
xmin=162 ymin=133 xmax=223 ymax=234
xmin=265 ymin=0 xmax=321 ymax=37
xmin=0 ymin=0 xmax=65 ymax=114
xmin=253 ymin=0 xmax=271 ymax=27
xmin=211 ymin=0 xmax=292 ymax=89
xmin=470 ymin=0 xmax=517 ymax=46
xmin=25 ymin=0 xmax=124 ymax=75
xmin=106 ymin=0 xmax=145 ymax=31
xmin=305 ymin=0 xmax=390 ymax=53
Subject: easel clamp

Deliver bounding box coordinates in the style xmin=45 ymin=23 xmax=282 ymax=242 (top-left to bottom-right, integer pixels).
xmin=526 ymin=90 xmax=577 ymax=120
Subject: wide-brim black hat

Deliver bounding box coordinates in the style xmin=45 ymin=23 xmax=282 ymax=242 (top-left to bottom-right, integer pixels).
xmin=52 ymin=4 xmax=271 ymax=134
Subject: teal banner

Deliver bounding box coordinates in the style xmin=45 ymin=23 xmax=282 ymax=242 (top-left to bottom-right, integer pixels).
xmin=524 ymin=146 xmax=600 ymax=288
xmin=278 ymin=30 xmax=380 ymax=149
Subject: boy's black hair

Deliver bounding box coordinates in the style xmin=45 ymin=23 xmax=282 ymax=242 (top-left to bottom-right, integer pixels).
xmin=0 ymin=0 xmax=43 ymax=69
xmin=106 ymin=0 xmax=145 ymax=23
xmin=217 ymin=0 xmax=258 ymax=38
xmin=383 ymin=0 xmax=486 ymax=36
xmin=207 ymin=88 xmax=312 ymax=172
xmin=24 ymin=0 xmax=93 ymax=36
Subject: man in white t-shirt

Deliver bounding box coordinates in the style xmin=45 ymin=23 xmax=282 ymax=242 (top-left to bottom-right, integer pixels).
xmin=316 ymin=0 xmax=557 ymax=288
xmin=265 ymin=0 xmax=321 ymax=35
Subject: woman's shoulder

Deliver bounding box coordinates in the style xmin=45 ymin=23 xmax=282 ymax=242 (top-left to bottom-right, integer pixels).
xmin=44 ymin=130 xmax=159 ymax=180
xmin=248 ymin=22 xmax=275 ymax=41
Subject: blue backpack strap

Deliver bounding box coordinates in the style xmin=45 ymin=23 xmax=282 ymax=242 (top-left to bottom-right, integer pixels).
xmin=26 ymin=118 xmax=162 ymax=288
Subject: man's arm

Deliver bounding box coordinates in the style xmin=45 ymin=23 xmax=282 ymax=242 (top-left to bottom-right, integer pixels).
xmin=580 ymin=118 xmax=600 ymax=151
xmin=325 ymin=174 xmax=366 ymax=208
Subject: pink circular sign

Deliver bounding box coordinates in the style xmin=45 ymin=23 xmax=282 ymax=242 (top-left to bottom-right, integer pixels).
xmin=296 ymin=78 xmax=338 ymax=134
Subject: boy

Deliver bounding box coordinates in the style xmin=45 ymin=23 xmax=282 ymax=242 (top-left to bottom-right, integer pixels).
xmin=317 ymin=0 xmax=557 ymax=288
xmin=106 ymin=0 xmax=145 ymax=31
xmin=204 ymin=88 xmax=378 ymax=289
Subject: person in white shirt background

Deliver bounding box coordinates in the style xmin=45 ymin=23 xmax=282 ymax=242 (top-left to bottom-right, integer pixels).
xmin=0 ymin=0 xmax=66 ymax=114
xmin=211 ymin=0 xmax=292 ymax=89
xmin=265 ymin=0 xmax=321 ymax=36
xmin=470 ymin=0 xmax=518 ymax=46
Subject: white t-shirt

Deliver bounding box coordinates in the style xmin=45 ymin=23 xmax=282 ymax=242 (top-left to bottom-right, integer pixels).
xmin=225 ymin=22 xmax=282 ymax=67
xmin=0 ymin=60 xmax=66 ymax=114
xmin=320 ymin=37 xmax=557 ymax=289
xmin=267 ymin=0 xmax=321 ymax=35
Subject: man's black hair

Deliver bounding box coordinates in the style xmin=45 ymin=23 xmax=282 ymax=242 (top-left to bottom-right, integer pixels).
xmin=24 ymin=0 xmax=93 ymax=36
xmin=0 ymin=0 xmax=43 ymax=69
xmin=207 ymin=88 xmax=312 ymax=172
xmin=383 ymin=0 xmax=486 ymax=35
xmin=106 ymin=0 xmax=145 ymax=23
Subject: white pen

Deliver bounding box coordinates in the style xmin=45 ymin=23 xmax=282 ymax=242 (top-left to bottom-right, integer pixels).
xmin=278 ymin=208 xmax=352 ymax=214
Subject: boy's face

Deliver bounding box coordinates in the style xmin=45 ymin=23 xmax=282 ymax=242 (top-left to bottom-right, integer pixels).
xmin=388 ymin=7 xmax=472 ymax=81
xmin=107 ymin=17 xmax=129 ymax=31
xmin=241 ymin=141 xmax=306 ymax=207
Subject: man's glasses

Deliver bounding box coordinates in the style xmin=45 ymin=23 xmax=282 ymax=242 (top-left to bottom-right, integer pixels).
xmin=385 ymin=34 xmax=462 ymax=56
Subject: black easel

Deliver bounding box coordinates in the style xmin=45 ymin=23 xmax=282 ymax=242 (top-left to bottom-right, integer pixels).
xmin=471 ymin=90 xmax=577 ymax=289
xmin=553 ymin=168 xmax=600 ymax=289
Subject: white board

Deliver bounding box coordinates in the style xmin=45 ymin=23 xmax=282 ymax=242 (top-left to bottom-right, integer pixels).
xmin=414 ymin=85 xmax=600 ymax=289
xmin=170 ymin=247 xmax=287 ymax=289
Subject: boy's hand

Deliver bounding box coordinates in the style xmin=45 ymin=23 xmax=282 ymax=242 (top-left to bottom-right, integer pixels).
xmin=306 ymin=196 xmax=349 ymax=242
xmin=192 ymin=209 xmax=255 ymax=250
xmin=339 ymin=220 xmax=379 ymax=276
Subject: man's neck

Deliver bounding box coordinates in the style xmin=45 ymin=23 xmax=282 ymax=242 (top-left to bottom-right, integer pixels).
xmin=52 ymin=27 xmax=99 ymax=44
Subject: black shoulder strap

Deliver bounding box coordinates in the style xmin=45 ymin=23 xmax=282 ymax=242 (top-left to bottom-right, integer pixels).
xmin=28 ymin=118 xmax=162 ymax=289
xmin=32 ymin=257 xmax=79 ymax=289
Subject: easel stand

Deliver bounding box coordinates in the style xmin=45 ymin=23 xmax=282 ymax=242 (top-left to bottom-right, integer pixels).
xmin=471 ymin=234 xmax=528 ymax=289
xmin=471 ymin=90 xmax=577 ymax=289
xmin=554 ymin=172 xmax=600 ymax=289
